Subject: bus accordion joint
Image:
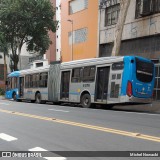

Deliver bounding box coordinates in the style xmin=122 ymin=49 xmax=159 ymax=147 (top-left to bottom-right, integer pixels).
xmin=127 ymin=81 xmax=132 ymax=97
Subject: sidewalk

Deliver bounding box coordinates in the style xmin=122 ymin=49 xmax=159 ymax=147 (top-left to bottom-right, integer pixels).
xmin=114 ymin=101 xmax=160 ymax=113
xmin=0 ymin=95 xmax=5 ymax=100
xmin=0 ymin=96 xmax=159 ymax=113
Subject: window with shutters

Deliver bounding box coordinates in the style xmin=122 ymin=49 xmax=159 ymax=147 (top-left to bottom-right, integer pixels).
xmin=69 ymin=0 xmax=88 ymax=14
xmin=136 ymin=0 xmax=160 ymax=18
xmin=68 ymin=28 xmax=88 ymax=44
xmin=105 ymin=0 xmax=120 ymax=26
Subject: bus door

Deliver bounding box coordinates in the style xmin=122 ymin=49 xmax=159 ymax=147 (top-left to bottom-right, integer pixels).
xmin=95 ymin=66 xmax=110 ymax=102
xmin=60 ymin=71 xmax=71 ymax=100
xmin=19 ymin=77 xmax=24 ymax=98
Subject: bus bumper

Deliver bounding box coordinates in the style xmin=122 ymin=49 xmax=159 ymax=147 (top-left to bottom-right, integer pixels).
xmin=128 ymin=96 xmax=152 ymax=104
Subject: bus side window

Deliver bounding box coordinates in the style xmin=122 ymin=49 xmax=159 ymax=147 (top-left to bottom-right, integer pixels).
xmin=30 ymin=75 xmax=33 ymax=88
xmin=40 ymin=72 xmax=48 ymax=87
xmin=83 ymin=66 xmax=95 ymax=82
xmin=44 ymin=72 xmax=48 ymax=87
xmin=71 ymin=68 xmax=81 ymax=83
xmin=112 ymin=62 xmax=124 ymax=70
xmin=25 ymin=75 xmax=29 ymax=88
xmin=36 ymin=74 xmax=39 ymax=87
xmin=32 ymin=74 xmax=36 ymax=88
xmin=7 ymin=78 xmax=11 ymax=90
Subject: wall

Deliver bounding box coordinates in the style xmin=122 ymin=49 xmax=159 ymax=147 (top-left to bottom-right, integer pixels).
xmin=56 ymin=0 xmax=61 ymax=61
xmin=61 ymin=0 xmax=99 ymax=62
xmin=45 ymin=0 xmax=57 ymax=63
xmin=99 ymin=0 xmax=160 ymax=59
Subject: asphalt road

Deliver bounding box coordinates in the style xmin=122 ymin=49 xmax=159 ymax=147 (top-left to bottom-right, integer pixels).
xmin=0 ymin=100 xmax=160 ymax=160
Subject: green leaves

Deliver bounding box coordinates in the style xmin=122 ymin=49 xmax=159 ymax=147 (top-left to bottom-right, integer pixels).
xmin=0 ymin=0 xmax=57 ymax=70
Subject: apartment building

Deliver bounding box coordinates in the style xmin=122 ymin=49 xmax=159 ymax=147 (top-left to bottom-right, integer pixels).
xmin=61 ymin=0 xmax=99 ymax=62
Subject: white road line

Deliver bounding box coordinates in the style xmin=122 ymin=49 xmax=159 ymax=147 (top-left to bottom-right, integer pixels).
xmin=0 ymin=102 xmax=10 ymax=105
xmin=48 ymin=109 xmax=69 ymax=113
xmin=0 ymin=133 xmax=17 ymax=141
xmin=29 ymin=147 xmax=67 ymax=160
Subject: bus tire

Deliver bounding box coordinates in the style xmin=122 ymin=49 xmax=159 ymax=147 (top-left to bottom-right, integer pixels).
xmin=13 ymin=92 xmax=16 ymax=101
xmin=81 ymin=93 xmax=91 ymax=108
xmin=35 ymin=93 xmax=42 ymax=104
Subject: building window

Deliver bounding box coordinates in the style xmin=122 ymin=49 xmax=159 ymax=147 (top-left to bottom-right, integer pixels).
xmin=105 ymin=1 xmax=120 ymax=26
xmin=136 ymin=0 xmax=160 ymax=18
xmin=69 ymin=28 xmax=88 ymax=44
xmin=69 ymin=0 xmax=88 ymax=14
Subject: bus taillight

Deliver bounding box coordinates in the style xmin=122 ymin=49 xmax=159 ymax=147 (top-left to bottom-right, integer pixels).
xmin=127 ymin=81 xmax=132 ymax=97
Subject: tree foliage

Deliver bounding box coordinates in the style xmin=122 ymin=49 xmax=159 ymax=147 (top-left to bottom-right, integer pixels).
xmin=0 ymin=0 xmax=57 ymax=70
xmin=0 ymin=32 xmax=10 ymax=79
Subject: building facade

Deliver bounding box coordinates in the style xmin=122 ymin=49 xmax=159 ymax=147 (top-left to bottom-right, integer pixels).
xmin=99 ymin=0 xmax=160 ymax=59
xmin=61 ymin=0 xmax=99 ymax=62
xmin=99 ymin=0 xmax=160 ymax=100
xmin=45 ymin=0 xmax=57 ymax=63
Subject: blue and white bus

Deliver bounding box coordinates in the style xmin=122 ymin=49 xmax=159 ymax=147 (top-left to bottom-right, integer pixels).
xmin=5 ymin=71 xmax=20 ymax=100
xmin=5 ymin=56 xmax=155 ymax=108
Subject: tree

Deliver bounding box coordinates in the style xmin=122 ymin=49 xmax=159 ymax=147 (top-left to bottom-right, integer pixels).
xmin=0 ymin=32 xmax=10 ymax=83
xmin=111 ymin=0 xmax=131 ymax=56
xmin=0 ymin=0 xmax=57 ymax=71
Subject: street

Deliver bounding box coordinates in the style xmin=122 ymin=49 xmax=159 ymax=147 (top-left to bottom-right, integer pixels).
xmin=0 ymin=100 xmax=160 ymax=160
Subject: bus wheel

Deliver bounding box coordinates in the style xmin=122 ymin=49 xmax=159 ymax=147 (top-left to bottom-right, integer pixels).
xmin=81 ymin=94 xmax=91 ymax=108
xmin=13 ymin=92 xmax=16 ymax=101
xmin=35 ymin=93 xmax=41 ymax=104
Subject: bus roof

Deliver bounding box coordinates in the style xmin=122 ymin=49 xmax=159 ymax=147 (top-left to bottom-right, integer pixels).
xmin=20 ymin=65 xmax=50 ymax=75
xmin=61 ymin=56 xmax=124 ymax=69
xmin=8 ymin=71 xmax=20 ymax=77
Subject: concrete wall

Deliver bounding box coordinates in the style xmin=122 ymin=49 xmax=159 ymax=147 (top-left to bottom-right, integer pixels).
xmin=100 ymin=0 xmax=160 ymax=44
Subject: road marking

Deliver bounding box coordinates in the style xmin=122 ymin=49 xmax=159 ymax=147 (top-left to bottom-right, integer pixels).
xmin=29 ymin=147 xmax=67 ymax=160
xmin=0 ymin=109 xmax=160 ymax=143
xmin=48 ymin=109 xmax=69 ymax=113
xmin=0 ymin=133 xmax=17 ymax=141
xmin=0 ymin=102 xmax=10 ymax=105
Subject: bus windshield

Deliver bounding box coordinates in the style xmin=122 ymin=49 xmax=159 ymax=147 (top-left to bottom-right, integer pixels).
xmin=136 ymin=58 xmax=154 ymax=83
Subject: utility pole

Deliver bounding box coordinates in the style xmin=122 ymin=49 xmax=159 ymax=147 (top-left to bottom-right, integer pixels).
xmin=68 ymin=20 xmax=73 ymax=61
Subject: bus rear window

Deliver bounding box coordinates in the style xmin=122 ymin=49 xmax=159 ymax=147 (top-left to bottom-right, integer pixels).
xmin=136 ymin=58 xmax=154 ymax=83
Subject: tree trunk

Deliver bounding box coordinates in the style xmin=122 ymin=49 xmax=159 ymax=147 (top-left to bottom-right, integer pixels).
xmin=3 ymin=54 xmax=7 ymax=83
xmin=10 ymin=42 xmax=19 ymax=71
xmin=18 ymin=45 xmax=22 ymax=70
xmin=111 ymin=0 xmax=131 ymax=56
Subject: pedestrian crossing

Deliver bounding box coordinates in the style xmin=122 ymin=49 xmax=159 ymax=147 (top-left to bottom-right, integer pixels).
xmin=0 ymin=133 xmax=17 ymax=141
xmin=0 ymin=133 xmax=67 ymax=160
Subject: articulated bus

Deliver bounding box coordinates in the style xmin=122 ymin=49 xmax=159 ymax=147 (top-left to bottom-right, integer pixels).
xmin=5 ymin=56 xmax=155 ymax=108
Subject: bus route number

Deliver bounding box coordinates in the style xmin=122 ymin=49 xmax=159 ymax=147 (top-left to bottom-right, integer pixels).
xmin=83 ymin=84 xmax=90 ymax=87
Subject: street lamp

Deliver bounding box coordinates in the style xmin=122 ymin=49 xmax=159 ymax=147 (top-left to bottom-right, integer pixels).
xmin=67 ymin=19 xmax=73 ymax=61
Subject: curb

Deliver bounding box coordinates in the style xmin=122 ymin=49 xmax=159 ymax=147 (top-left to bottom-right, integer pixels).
xmin=0 ymin=96 xmax=5 ymax=100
